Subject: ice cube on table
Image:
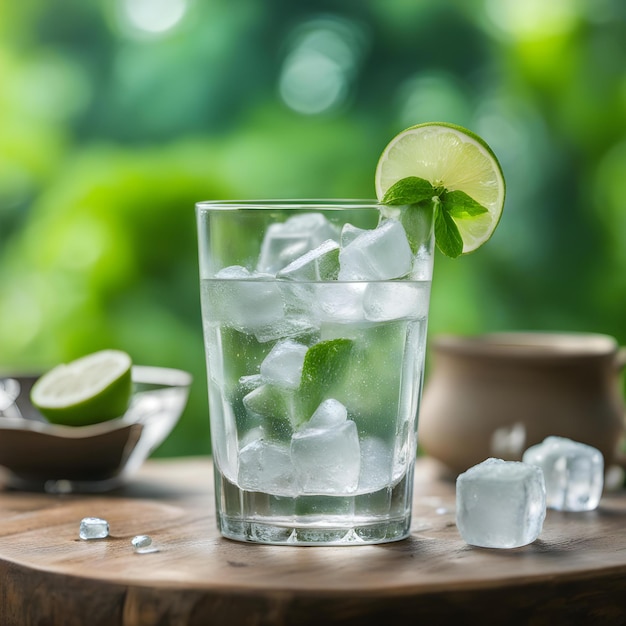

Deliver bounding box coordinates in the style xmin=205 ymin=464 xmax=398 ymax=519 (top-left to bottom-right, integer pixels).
xmin=131 ymin=535 xmax=156 ymax=553
xmin=257 ymin=213 xmax=340 ymax=274
xmin=238 ymin=437 xmax=296 ymax=495
xmin=79 ymin=517 xmax=110 ymax=540
xmin=456 ymin=458 xmax=546 ymax=549
xmin=206 ymin=266 xmax=284 ymax=334
xmin=131 ymin=535 xmax=152 ymax=549
xmin=260 ymin=339 xmax=308 ymax=389
xmin=338 ymin=219 xmax=413 ymax=281
xmin=291 ymin=400 xmax=360 ymax=494
xmin=522 ymin=436 xmax=604 ymax=512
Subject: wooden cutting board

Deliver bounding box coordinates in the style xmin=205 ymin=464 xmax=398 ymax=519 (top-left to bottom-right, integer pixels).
xmin=1 ymin=457 xmax=625 ymax=625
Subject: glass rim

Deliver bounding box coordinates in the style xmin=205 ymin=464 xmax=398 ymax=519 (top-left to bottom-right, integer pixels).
xmin=195 ymin=199 xmax=380 ymax=211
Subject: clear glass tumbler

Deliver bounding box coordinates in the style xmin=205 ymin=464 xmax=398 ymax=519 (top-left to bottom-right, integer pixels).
xmin=196 ymin=200 xmax=434 ymax=545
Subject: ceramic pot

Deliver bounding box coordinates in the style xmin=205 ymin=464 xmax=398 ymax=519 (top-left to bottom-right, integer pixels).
xmin=418 ymin=332 xmax=626 ymax=475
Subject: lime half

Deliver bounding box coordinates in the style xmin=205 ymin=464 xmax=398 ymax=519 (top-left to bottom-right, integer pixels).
xmin=375 ymin=122 xmax=505 ymax=254
xmin=31 ymin=349 xmax=133 ymax=426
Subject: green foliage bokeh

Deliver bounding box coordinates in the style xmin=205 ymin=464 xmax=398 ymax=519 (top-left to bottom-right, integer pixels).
xmin=1 ymin=0 xmax=625 ymax=456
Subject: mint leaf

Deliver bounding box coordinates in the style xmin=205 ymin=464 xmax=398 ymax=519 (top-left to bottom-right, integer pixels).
xmin=401 ymin=202 xmax=434 ymax=253
xmin=381 ymin=176 xmax=435 ymax=206
xmin=380 ymin=177 xmax=436 ymax=253
xmin=380 ymin=176 xmax=484 ymax=259
xmin=442 ymin=189 xmax=489 ymax=218
xmin=297 ymin=338 xmax=353 ymax=425
xmin=434 ymin=204 xmax=463 ymax=258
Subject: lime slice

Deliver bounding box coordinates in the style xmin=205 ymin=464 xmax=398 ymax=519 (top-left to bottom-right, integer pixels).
xmin=31 ymin=349 xmax=133 ymax=426
xmin=375 ymin=122 xmax=505 ymax=254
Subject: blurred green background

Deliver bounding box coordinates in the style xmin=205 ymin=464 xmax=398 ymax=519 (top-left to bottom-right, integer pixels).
xmin=2 ymin=0 xmax=626 ymax=457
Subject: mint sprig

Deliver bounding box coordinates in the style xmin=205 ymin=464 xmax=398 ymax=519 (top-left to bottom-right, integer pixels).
xmin=381 ymin=176 xmax=488 ymax=258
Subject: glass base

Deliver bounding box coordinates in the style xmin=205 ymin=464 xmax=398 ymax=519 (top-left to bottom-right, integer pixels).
xmin=214 ymin=468 xmax=414 ymax=545
xmin=218 ymin=515 xmax=411 ymax=545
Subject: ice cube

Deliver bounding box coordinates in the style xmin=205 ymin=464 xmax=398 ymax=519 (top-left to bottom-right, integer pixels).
xmin=274 ymin=286 xmax=318 ymax=333
xmin=291 ymin=401 xmax=360 ymax=494
xmin=456 ymin=458 xmax=546 ymax=549
xmin=340 ymin=223 xmax=368 ymax=247
xmin=260 ymin=339 xmax=308 ymax=389
xmin=242 ymin=384 xmax=295 ymax=426
xmin=79 ymin=517 xmax=110 ymax=540
xmin=307 ymin=398 xmax=348 ymax=429
xmin=277 ymin=239 xmax=340 ymax=281
xmin=411 ymin=245 xmax=434 ymax=281
xmin=363 ymin=281 xmax=430 ymax=321
xmin=358 ymin=437 xmax=393 ymax=492
xmin=252 ymin=316 xmax=319 ymax=344
xmin=239 ymin=374 xmax=263 ymax=390
xmin=238 ymin=437 xmax=296 ymax=495
xmin=131 ymin=535 xmax=157 ymax=553
xmin=215 ymin=265 xmax=254 ymax=280
xmin=314 ymin=283 xmax=367 ymax=322
xmin=257 ymin=213 xmax=341 ymax=274
xmin=205 ymin=266 xmax=284 ymax=334
xmin=522 ymin=436 xmax=604 ymax=512
xmin=338 ymin=219 xmax=413 ymax=281
xmin=490 ymin=422 xmax=527 ymax=458
xmin=131 ymin=535 xmax=152 ymax=549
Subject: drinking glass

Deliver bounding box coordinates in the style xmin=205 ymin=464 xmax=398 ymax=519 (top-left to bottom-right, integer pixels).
xmin=196 ymin=200 xmax=434 ymax=545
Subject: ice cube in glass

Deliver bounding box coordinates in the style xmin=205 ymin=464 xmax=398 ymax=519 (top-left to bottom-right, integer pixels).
xmin=206 ymin=266 xmax=284 ymax=333
xmin=357 ymin=437 xmax=393 ymax=492
xmin=338 ymin=219 xmax=413 ymax=281
xmin=238 ymin=437 xmax=296 ymax=496
xmin=314 ymin=283 xmax=366 ymax=323
xmin=257 ymin=213 xmax=340 ymax=274
xmin=363 ymin=281 xmax=430 ymax=322
xmin=276 ymin=239 xmax=340 ymax=281
xmin=291 ymin=400 xmax=360 ymax=494
xmin=259 ymin=339 xmax=308 ymax=389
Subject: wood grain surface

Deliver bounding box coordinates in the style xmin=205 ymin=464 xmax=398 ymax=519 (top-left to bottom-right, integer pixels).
xmin=1 ymin=457 xmax=626 ymax=625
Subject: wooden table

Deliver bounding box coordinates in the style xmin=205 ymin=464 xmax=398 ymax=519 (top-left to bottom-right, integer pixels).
xmin=1 ymin=457 xmax=625 ymax=625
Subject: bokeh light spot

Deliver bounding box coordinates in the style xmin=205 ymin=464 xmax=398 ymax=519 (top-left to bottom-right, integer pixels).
xmin=279 ymin=51 xmax=346 ymax=115
xmin=396 ymin=72 xmax=470 ymax=129
xmin=278 ymin=16 xmax=367 ymax=115
xmin=485 ymin=0 xmax=581 ymax=38
xmin=120 ymin=0 xmax=187 ymax=35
